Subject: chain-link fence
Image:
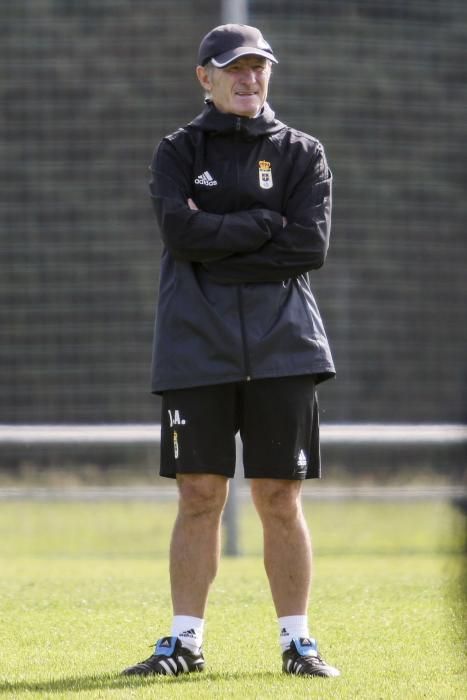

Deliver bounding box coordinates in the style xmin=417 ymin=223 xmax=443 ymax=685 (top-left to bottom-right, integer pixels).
xmin=1 ymin=1 xmax=466 ymax=469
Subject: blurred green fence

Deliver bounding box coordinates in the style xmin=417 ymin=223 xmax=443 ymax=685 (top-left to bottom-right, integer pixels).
xmin=1 ymin=1 xmax=466 ymax=469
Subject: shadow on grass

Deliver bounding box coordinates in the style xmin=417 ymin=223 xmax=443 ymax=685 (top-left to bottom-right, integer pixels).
xmin=0 ymin=670 xmax=280 ymax=694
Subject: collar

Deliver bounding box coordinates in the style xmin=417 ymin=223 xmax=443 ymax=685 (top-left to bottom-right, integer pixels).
xmin=188 ymin=101 xmax=285 ymax=138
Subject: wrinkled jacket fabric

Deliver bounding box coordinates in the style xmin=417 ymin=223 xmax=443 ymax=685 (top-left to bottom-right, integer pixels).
xmin=150 ymin=101 xmax=335 ymax=393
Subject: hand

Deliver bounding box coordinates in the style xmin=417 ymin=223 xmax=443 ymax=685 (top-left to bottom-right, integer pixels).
xmin=188 ymin=198 xmax=199 ymax=211
xmin=282 ymin=216 xmax=287 ymax=227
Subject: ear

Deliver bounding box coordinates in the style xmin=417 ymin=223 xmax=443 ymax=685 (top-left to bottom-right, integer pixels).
xmin=196 ymin=65 xmax=212 ymax=92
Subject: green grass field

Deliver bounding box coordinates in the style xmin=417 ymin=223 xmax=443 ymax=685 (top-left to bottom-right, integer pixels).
xmin=0 ymin=497 xmax=465 ymax=698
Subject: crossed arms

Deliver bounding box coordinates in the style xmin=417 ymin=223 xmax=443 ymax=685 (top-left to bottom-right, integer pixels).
xmin=150 ymin=139 xmax=332 ymax=284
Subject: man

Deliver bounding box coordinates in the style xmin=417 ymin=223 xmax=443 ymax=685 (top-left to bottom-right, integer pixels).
xmin=123 ymin=24 xmax=339 ymax=678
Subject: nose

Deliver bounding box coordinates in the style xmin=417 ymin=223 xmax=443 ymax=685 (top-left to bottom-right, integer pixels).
xmin=238 ymin=67 xmax=256 ymax=83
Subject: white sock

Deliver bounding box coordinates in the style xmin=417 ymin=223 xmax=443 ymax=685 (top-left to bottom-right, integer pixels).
xmin=278 ymin=615 xmax=310 ymax=651
xmin=171 ymin=615 xmax=204 ymax=652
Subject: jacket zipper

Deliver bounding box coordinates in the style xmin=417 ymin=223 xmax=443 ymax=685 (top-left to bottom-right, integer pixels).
xmin=234 ymin=117 xmax=251 ymax=381
xmin=237 ymin=286 xmax=251 ymax=381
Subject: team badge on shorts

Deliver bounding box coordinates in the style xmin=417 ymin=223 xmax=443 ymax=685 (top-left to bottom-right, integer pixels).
xmin=173 ymin=430 xmax=179 ymax=459
xmin=258 ymin=160 xmax=273 ymax=189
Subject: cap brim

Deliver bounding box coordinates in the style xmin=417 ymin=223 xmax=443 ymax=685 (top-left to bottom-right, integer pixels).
xmin=211 ymin=47 xmax=278 ymax=68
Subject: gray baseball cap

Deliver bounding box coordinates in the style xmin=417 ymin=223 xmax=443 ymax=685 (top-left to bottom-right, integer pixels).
xmin=198 ymin=24 xmax=278 ymax=68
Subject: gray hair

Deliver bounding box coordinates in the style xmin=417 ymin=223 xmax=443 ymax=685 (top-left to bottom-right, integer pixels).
xmin=201 ymin=61 xmax=215 ymax=99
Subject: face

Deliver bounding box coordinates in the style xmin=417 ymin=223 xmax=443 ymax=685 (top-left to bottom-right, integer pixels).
xmin=196 ymin=55 xmax=271 ymax=118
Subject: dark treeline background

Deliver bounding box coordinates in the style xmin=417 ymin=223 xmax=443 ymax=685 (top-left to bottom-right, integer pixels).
xmin=1 ymin=1 xmax=466 ymax=473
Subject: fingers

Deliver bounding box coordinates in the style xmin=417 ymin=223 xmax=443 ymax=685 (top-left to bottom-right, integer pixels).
xmin=188 ymin=198 xmax=199 ymax=210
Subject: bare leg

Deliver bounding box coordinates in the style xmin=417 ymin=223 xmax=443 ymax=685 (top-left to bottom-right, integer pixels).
xmin=170 ymin=473 xmax=229 ymax=617
xmin=250 ymin=479 xmax=311 ymax=616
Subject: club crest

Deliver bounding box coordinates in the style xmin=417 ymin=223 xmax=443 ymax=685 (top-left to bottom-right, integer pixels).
xmin=258 ymin=160 xmax=273 ymax=189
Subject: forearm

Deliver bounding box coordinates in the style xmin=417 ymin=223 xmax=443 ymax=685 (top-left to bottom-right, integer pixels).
xmin=201 ymin=229 xmax=329 ymax=283
xmin=201 ymin=187 xmax=332 ymax=283
xmin=152 ymin=189 xmax=282 ymax=262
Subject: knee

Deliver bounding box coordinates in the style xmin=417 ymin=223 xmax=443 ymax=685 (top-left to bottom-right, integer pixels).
xmin=177 ymin=474 xmax=229 ymax=519
xmin=251 ymin=480 xmax=302 ymax=523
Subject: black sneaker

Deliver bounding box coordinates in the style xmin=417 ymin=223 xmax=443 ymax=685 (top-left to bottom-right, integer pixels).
xmin=282 ymin=637 xmax=340 ymax=677
xmin=122 ymin=636 xmax=205 ymax=676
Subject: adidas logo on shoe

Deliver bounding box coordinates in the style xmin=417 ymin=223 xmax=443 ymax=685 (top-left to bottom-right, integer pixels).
xmin=194 ymin=171 xmax=218 ymax=186
xmin=122 ymin=636 xmax=205 ymax=676
xmin=299 ymin=637 xmax=314 ymax=649
xmin=282 ymin=638 xmax=340 ymax=677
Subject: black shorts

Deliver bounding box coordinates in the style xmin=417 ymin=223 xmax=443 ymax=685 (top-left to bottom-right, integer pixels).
xmin=160 ymin=375 xmax=321 ymax=480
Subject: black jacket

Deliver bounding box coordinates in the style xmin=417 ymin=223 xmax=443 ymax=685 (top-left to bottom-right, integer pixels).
xmin=150 ymin=102 xmax=335 ymax=392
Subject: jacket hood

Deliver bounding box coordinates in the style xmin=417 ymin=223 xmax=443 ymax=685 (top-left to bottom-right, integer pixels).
xmin=188 ymin=101 xmax=286 ymax=138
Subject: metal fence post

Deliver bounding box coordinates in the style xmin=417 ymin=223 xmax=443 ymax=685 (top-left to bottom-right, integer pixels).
xmin=221 ymin=0 xmax=248 ymax=24
xmin=223 ymin=433 xmax=243 ymax=556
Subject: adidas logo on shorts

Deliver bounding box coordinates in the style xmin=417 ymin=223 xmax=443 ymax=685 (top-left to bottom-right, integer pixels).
xmin=194 ymin=170 xmax=218 ymax=186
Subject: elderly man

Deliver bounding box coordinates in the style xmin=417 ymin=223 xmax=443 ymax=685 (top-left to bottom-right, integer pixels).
xmin=123 ymin=24 xmax=339 ymax=678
